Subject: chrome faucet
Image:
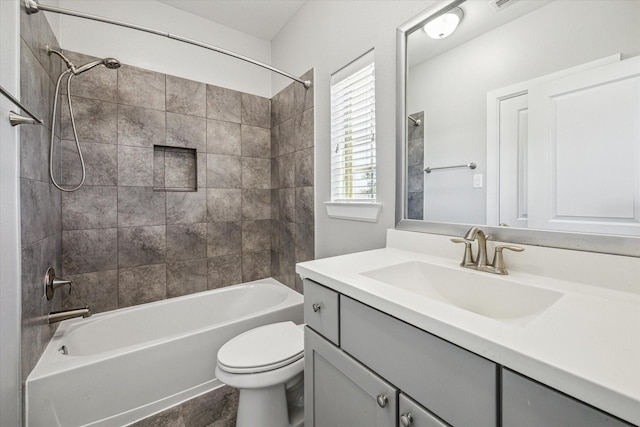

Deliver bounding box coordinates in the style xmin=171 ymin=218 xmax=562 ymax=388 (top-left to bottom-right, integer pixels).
xmin=48 ymin=306 xmax=91 ymax=324
xmin=451 ymin=227 xmax=524 ymax=275
xmin=463 ymin=226 xmax=489 ymax=269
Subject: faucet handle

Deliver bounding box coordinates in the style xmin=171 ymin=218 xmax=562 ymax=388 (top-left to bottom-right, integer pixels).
xmin=44 ymin=267 xmax=73 ymax=300
xmin=450 ymin=238 xmax=475 ymax=267
xmin=491 ymin=245 xmax=524 ymax=275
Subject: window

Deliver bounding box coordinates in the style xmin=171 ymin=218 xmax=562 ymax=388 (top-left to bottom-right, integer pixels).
xmin=330 ymin=50 xmax=376 ymax=202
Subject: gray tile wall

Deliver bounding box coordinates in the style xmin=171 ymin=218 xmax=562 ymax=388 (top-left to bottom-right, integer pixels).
xmin=408 ymin=111 xmax=424 ymax=220
xmin=59 ymin=52 xmax=299 ymax=312
xmin=19 ymin=3 xmax=64 ymax=390
xmin=271 ymin=70 xmax=315 ymax=292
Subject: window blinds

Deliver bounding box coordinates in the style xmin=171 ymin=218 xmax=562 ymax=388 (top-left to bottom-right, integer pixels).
xmin=330 ymin=53 xmax=376 ymax=202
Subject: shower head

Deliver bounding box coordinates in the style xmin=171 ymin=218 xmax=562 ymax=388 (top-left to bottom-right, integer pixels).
xmin=103 ymin=58 xmax=121 ymax=70
xmin=47 ymin=47 xmax=120 ymax=75
xmin=73 ymin=57 xmax=121 ymax=75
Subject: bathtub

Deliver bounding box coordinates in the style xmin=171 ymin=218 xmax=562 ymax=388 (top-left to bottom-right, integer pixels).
xmin=26 ymin=278 xmax=303 ymax=427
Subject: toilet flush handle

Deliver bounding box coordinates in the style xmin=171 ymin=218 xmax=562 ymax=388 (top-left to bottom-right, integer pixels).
xmin=312 ymin=303 xmax=322 ymax=312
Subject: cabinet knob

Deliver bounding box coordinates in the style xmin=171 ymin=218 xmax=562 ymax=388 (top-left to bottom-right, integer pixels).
xmin=312 ymin=303 xmax=321 ymax=312
xmin=400 ymin=413 xmax=414 ymax=426
xmin=376 ymin=394 xmax=388 ymax=408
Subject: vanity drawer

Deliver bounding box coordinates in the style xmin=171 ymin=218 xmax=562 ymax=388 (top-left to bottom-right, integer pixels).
xmin=502 ymin=369 xmax=635 ymax=427
xmin=303 ymin=279 xmax=339 ymax=345
xmin=341 ymin=297 xmax=497 ymax=427
xmin=399 ymin=394 xmax=451 ymax=427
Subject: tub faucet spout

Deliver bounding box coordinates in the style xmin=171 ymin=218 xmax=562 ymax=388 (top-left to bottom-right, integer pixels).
xmin=48 ymin=306 xmax=91 ymax=324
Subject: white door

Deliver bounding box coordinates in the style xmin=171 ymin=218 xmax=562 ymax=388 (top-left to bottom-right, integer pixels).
xmin=528 ymin=56 xmax=640 ymax=235
xmin=498 ymin=94 xmax=529 ymax=228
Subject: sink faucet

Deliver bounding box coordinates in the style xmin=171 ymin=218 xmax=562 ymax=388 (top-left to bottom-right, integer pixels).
xmin=463 ymin=226 xmax=489 ymax=269
xmin=47 ymin=306 xmax=91 ymax=324
xmin=452 ymin=227 xmax=524 ymax=274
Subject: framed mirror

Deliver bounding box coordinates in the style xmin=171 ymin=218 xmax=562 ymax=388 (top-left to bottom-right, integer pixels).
xmin=396 ymin=0 xmax=640 ymax=256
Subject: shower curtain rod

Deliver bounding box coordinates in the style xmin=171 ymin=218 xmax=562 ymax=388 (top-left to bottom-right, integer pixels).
xmin=24 ymin=0 xmax=311 ymax=89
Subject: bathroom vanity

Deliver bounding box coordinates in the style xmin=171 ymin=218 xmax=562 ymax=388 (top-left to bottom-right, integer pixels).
xmin=297 ymin=230 xmax=640 ymax=427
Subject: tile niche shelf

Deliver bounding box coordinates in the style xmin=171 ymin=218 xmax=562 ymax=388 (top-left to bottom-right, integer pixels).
xmin=153 ymin=145 xmax=197 ymax=192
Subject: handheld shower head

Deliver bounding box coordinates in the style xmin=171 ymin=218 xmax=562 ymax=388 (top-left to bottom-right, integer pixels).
xmin=47 ymin=47 xmax=121 ymax=75
xmin=102 ymin=58 xmax=121 ymax=70
xmin=72 ymin=60 xmax=102 ymax=75
xmin=73 ymin=58 xmax=121 ymax=74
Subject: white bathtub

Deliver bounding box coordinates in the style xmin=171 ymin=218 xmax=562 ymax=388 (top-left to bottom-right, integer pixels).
xmin=26 ymin=278 xmax=303 ymax=427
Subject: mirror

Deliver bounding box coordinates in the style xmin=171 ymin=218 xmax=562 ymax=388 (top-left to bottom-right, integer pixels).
xmin=396 ymin=0 xmax=640 ymax=256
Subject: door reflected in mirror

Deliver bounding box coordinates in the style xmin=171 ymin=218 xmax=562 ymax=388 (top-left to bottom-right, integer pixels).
xmin=404 ymin=0 xmax=640 ymax=237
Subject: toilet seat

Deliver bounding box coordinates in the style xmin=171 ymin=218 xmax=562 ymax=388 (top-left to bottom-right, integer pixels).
xmin=217 ymin=321 xmax=304 ymax=374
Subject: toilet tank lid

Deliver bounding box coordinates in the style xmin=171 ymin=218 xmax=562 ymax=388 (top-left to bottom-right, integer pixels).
xmin=217 ymin=321 xmax=304 ymax=371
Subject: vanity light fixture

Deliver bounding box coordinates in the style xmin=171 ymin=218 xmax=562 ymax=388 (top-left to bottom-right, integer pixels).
xmin=423 ymin=7 xmax=464 ymax=39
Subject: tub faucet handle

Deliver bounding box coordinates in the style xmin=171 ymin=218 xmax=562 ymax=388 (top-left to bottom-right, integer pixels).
xmin=44 ymin=267 xmax=73 ymax=300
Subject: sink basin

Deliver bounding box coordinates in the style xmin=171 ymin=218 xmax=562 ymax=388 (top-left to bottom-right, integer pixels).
xmin=360 ymin=261 xmax=563 ymax=325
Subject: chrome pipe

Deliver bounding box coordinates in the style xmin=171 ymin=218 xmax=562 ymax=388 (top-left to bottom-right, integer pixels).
xmin=25 ymin=0 xmax=312 ymax=89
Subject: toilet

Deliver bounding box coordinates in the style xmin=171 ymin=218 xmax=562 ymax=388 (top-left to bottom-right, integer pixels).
xmin=215 ymin=321 xmax=305 ymax=427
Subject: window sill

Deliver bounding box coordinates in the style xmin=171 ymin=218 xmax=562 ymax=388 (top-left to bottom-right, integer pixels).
xmin=325 ymin=201 xmax=382 ymax=223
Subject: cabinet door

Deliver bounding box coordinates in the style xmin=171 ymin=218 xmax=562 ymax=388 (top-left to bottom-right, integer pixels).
xmin=502 ymin=369 xmax=635 ymax=427
xmin=399 ymin=394 xmax=451 ymax=427
xmin=305 ymin=327 xmax=397 ymax=427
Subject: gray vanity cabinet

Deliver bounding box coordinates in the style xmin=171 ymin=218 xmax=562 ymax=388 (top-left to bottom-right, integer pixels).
xmin=303 ymin=279 xmax=496 ymax=427
xmin=502 ymin=369 xmax=635 ymax=427
xmin=304 ymin=326 xmax=398 ymax=427
xmin=341 ymin=296 xmax=498 ymax=427
xmin=303 ymin=279 xmax=633 ymax=427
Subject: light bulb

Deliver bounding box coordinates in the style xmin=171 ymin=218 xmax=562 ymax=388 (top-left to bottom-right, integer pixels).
xmin=423 ymin=7 xmax=464 ymax=39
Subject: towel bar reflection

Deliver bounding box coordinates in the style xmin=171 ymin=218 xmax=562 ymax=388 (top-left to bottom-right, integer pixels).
xmin=0 ymin=84 xmax=43 ymax=126
xmin=424 ymin=162 xmax=476 ymax=173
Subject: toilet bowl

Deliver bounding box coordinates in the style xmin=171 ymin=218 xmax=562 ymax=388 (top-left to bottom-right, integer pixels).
xmin=215 ymin=321 xmax=305 ymax=427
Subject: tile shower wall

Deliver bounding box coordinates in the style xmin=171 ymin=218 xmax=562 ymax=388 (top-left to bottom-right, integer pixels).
xmin=407 ymin=111 xmax=424 ymax=220
xmin=58 ymin=51 xmax=304 ymax=312
xmin=271 ymin=70 xmax=315 ymax=292
xmin=19 ymin=6 xmax=64 ymax=388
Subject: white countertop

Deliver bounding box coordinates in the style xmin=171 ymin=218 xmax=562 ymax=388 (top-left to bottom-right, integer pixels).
xmin=296 ymin=230 xmax=640 ymax=425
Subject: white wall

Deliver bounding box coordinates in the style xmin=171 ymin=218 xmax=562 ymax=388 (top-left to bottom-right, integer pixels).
xmin=0 ymin=0 xmax=23 ymax=424
xmin=41 ymin=0 xmax=61 ymax=42
xmin=55 ymin=0 xmax=274 ymax=97
xmin=271 ymin=1 xmax=431 ymax=258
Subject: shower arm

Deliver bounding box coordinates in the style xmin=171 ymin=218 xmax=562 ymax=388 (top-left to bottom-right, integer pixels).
xmin=24 ymin=0 xmax=312 ymax=89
